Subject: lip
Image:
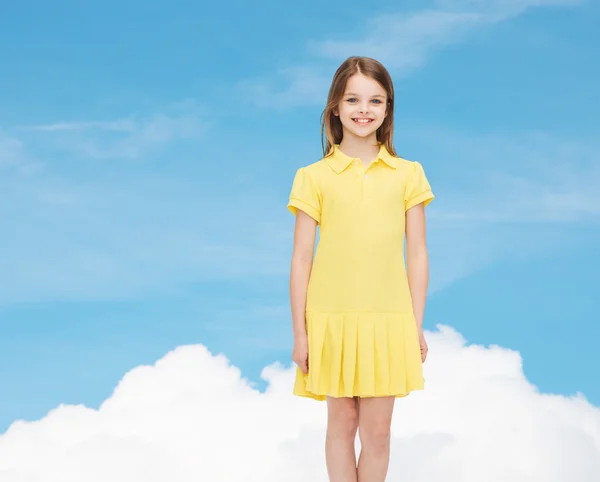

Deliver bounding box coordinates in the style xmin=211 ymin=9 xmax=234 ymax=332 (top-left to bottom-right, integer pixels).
xmin=352 ymin=118 xmax=374 ymax=125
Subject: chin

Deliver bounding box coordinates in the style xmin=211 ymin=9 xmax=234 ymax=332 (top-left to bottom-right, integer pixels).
xmin=344 ymin=127 xmax=379 ymax=139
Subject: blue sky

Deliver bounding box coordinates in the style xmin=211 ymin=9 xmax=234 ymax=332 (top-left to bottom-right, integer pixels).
xmin=1 ymin=0 xmax=599 ymax=433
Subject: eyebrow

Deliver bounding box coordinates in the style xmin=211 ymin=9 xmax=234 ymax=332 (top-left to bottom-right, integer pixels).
xmin=344 ymin=93 xmax=386 ymax=98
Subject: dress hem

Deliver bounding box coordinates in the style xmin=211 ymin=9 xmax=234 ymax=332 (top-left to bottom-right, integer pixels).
xmin=293 ymin=385 xmax=424 ymax=401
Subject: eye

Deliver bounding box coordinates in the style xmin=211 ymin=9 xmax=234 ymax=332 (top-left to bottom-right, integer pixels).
xmin=346 ymin=97 xmax=357 ymax=103
xmin=372 ymin=99 xmax=382 ymax=104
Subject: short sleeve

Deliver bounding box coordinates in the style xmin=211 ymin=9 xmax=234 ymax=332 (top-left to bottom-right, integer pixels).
xmin=287 ymin=167 xmax=322 ymax=223
xmin=405 ymin=161 xmax=434 ymax=210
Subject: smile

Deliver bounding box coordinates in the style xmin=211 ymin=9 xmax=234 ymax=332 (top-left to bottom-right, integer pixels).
xmin=352 ymin=118 xmax=373 ymax=124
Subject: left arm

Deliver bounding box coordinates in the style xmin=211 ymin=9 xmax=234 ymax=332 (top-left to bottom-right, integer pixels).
xmin=405 ymin=202 xmax=430 ymax=331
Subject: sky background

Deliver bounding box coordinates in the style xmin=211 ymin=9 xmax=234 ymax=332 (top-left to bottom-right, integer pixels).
xmin=0 ymin=1 xmax=599 ymax=478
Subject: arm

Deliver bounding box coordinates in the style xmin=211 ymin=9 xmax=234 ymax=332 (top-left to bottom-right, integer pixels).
xmin=405 ymin=202 xmax=430 ymax=330
xmin=290 ymin=210 xmax=318 ymax=338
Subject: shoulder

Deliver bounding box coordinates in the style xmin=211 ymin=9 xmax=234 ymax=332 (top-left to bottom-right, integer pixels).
xmin=393 ymin=154 xmax=422 ymax=170
xmin=393 ymin=155 xmax=430 ymax=181
xmin=293 ymin=158 xmax=330 ymax=180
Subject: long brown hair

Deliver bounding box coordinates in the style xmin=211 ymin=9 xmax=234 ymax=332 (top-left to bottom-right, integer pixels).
xmin=320 ymin=56 xmax=397 ymax=157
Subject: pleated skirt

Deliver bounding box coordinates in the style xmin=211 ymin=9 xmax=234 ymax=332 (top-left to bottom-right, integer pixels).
xmin=293 ymin=311 xmax=425 ymax=400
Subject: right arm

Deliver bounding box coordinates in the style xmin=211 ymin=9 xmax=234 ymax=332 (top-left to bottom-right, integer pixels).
xmin=290 ymin=209 xmax=317 ymax=337
xmin=290 ymin=210 xmax=318 ymax=372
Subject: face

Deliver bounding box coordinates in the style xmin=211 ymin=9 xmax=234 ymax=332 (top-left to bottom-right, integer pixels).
xmin=333 ymin=73 xmax=388 ymax=141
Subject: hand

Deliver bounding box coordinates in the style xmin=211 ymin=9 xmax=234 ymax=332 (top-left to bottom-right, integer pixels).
xmin=418 ymin=329 xmax=428 ymax=363
xmin=292 ymin=334 xmax=309 ymax=374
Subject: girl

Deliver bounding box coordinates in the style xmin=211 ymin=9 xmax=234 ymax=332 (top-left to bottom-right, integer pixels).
xmin=288 ymin=56 xmax=434 ymax=481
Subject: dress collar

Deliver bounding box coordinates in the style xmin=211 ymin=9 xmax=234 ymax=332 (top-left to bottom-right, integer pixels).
xmin=325 ymin=143 xmax=397 ymax=174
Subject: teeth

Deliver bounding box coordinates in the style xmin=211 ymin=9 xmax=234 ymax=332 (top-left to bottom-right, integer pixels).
xmin=354 ymin=119 xmax=372 ymax=123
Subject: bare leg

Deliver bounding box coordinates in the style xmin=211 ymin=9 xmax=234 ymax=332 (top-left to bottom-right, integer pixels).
xmin=325 ymin=395 xmax=359 ymax=482
xmin=356 ymin=396 xmax=395 ymax=482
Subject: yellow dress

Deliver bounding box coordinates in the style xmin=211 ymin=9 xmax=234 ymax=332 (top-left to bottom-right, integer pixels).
xmin=288 ymin=143 xmax=434 ymax=400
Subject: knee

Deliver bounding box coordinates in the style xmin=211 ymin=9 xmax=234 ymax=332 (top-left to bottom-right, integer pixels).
xmin=359 ymin=423 xmax=391 ymax=452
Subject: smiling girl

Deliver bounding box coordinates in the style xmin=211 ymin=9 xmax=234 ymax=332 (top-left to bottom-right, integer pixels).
xmin=288 ymin=56 xmax=434 ymax=481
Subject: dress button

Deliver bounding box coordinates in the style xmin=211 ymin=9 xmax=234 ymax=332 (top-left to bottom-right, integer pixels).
xmin=364 ymin=174 xmax=369 ymax=178
xmin=354 ymin=161 xmax=359 ymax=165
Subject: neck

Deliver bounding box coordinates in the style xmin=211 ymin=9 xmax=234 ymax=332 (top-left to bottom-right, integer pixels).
xmin=339 ymin=133 xmax=380 ymax=163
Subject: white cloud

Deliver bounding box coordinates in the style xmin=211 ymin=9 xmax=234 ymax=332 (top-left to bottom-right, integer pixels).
xmin=409 ymin=127 xmax=600 ymax=223
xmin=0 ymin=132 xmax=26 ymax=167
xmin=0 ymin=324 xmax=598 ymax=481
xmin=26 ymin=119 xmax=137 ymax=133
xmin=311 ymin=10 xmax=487 ymax=71
xmin=19 ymin=106 xmax=208 ymax=160
xmin=239 ymin=0 xmax=581 ymax=108
xmin=0 ymin=131 xmax=41 ymax=174
xmin=435 ymin=0 xmax=582 ymax=16
xmin=237 ymin=65 xmax=332 ymax=111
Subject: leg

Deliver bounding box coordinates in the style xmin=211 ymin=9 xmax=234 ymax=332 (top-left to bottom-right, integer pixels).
xmin=356 ymin=396 xmax=395 ymax=482
xmin=325 ymin=395 xmax=359 ymax=482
